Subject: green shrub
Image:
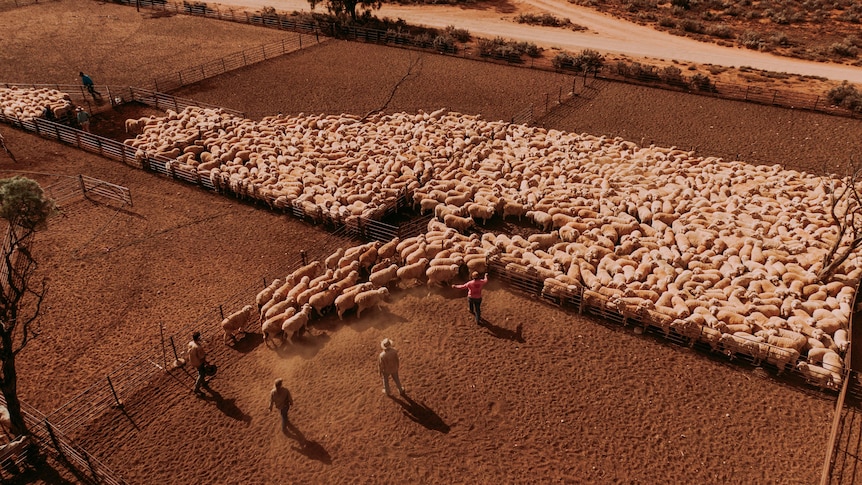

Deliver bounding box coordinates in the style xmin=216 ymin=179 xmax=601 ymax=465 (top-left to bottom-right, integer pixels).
xmin=739 ymin=30 xmax=765 ymax=50
xmin=552 ymin=52 xmax=577 ymax=70
xmin=706 ymin=23 xmax=734 ymax=38
xmin=768 ymin=32 xmax=789 ymax=47
xmin=830 ymin=42 xmax=859 ymax=57
xmin=681 ymin=19 xmax=705 ymax=33
xmin=659 ymin=65 xmax=687 ymax=87
xmin=515 ymin=13 xmax=572 ymax=28
xmin=671 ymin=0 xmax=690 ymax=9
xmin=444 ymin=25 xmax=471 ymax=43
xmin=690 ymin=73 xmax=714 ymax=91
xmin=658 ymin=16 xmax=676 ymax=27
xmin=827 ymin=81 xmax=862 ymax=110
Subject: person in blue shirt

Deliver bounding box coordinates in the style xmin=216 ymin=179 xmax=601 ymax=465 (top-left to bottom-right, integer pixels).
xmin=79 ymin=72 xmax=101 ymax=99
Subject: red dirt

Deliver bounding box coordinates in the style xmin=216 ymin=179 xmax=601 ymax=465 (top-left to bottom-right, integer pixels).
xmin=1 ymin=0 xmax=860 ymax=483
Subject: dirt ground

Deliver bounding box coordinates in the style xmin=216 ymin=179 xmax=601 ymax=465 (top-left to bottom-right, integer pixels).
xmin=2 ymin=0 xmax=861 ymax=483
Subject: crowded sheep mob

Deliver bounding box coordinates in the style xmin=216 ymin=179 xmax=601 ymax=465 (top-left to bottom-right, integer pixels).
xmin=3 ymin=84 xmax=858 ymax=389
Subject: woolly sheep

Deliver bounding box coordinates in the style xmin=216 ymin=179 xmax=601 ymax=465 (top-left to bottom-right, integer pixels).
xmin=308 ymin=285 xmax=341 ymax=317
xmin=796 ymin=361 xmax=834 ymax=390
xmin=426 ymin=264 xmax=461 ymax=289
xmin=354 ymin=287 xmax=390 ymax=319
xmin=334 ymin=282 xmax=374 ymax=320
xmin=255 ymin=278 xmax=283 ymax=311
xmin=220 ymin=305 xmax=254 ymax=345
xmin=369 ymin=264 xmax=399 ymax=288
xmin=282 ymin=303 xmax=313 ymax=345
xmin=262 ymin=306 xmax=297 ymax=342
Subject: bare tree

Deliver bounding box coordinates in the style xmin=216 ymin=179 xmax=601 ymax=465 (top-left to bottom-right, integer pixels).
xmin=0 ymin=176 xmax=56 ymax=437
xmin=820 ymin=169 xmax=862 ymax=282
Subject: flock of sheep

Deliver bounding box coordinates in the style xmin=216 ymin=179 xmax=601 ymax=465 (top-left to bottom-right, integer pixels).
xmin=1 ymin=88 xmax=857 ymax=392
xmin=0 ymin=87 xmax=74 ymax=121
xmin=110 ymin=106 xmax=860 ymax=392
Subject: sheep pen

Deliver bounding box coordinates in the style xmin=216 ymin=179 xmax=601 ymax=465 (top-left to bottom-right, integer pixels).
xmin=3 ymin=0 xmax=862 ymax=483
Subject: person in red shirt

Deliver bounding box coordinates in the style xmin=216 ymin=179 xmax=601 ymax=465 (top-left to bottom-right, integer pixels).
xmin=453 ymin=272 xmax=489 ymax=324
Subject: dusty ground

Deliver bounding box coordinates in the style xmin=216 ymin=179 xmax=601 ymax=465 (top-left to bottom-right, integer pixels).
xmin=2 ymin=0 xmax=861 ymax=483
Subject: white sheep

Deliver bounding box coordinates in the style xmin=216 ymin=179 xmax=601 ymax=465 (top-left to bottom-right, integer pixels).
xmin=262 ymin=306 xmax=296 ymax=342
xmin=221 ymin=304 xmax=254 ymax=345
xmin=443 ymin=213 xmax=474 ymax=233
xmin=396 ymin=257 xmax=429 ymax=287
xmin=308 ymin=285 xmax=341 ymax=317
xmin=796 ymin=361 xmax=834 ymax=390
xmin=369 ymin=263 xmax=399 ymax=288
xmin=426 ymin=264 xmax=461 ymax=289
xmin=334 ymin=282 xmax=373 ymax=320
xmin=255 ymin=278 xmax=283 ymax=311
xmin=282 ymin=303 xmax=313 ymax=345
xmin=354 ymin=287 xmax=390 ymax=319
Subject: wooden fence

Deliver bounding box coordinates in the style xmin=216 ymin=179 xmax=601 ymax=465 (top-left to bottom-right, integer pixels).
xmin=0 ymin=394 xmax=128 ymax=484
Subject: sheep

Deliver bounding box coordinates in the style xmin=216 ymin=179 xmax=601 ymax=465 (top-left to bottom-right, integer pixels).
xmin=502 ymin=200 xmax=530 ymax=220
xmin=719 ymin=332 xmax=767 ymax=365
xmin=426 ymin=264 xmax=461 ymax=289
xmin=796 ymin=361 xmax=834 ymax=390
xmin=262 ymin=306 xmax=297 ymax=342
xmin=369 ymin=263 xmax=399 ymax=288
xmin=443 ymin=213 xmax=475 ymax=233
xmin=334 ymin=282 xmax=374 ymax=319
xmin=527 ymin=230 xmax=560 ymax=251
xmin=354 ymin=287 xmax=390 ymax=319
xmin=324 ymin=247 xmax=345 ymax=270
xmin=255 ymin=278 xmax=283 ymax=311
xmin=282 ymin=304 xmax=313 ymax=345
xmin=764 ymin=344 xmax=799 ymax=375
xmin=396 ymin=257 xmax=429 ymax=287
xmin=377 ymin=237 xmax=400 ymax=262
xmin=264 ymin=297 xmax=297 ymax=321
xmin=526 ymin=210 xmax=553 ymax=232
xmin=220 ymin=304 xmax=254 ymax=345
xmin=466 ymin=202 xmax=496 ymax=225
xmin=308 ymin=285 xmax=341 ymax=317
xmin=833 ymin=328 xmax=849 ymax=353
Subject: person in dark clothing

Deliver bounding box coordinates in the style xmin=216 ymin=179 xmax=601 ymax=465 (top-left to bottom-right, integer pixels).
xmin=79 ymin=72 xmax=101 ymax=99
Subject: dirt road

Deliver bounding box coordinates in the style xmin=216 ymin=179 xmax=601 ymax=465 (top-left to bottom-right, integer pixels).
xmin=211 ymin=0 xmax=862 ymax=84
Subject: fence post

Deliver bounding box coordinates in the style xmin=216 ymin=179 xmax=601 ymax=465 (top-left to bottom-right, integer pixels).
xmin=219 ymin=305 xmax=225 ymax=320
xmin=771 ymin=90 xmax=778 ymax=105
xmin=300 ymin=250 xmax=307 ymax=266
xmin=221 ymin=58 xmax=226 ymax=73
xmin=77 ymin=175 xmax=87 ymax=201
xmin=160 ymin=322 xmax=168 ymax=371
xmin=170 ymin=336 xmax=180 ymax=364
xmin=813 ymin=96 xmax=819 ymax=110
xmin=106 ymin=376 xmax=123 ymax=408
xmin=262 ymin=44 xmax=267 ymax=60
xmin=299 ymin=33 xmax=302 ymax=49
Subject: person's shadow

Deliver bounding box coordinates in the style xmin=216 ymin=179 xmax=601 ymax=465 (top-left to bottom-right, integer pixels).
xmin=199 ymin=388 xmax=252 ymax=424
xmin=284 ymin=419 xmax=332 ymax=465
xmin=392 ymin=393 xmax=450 ymax=433
xmin=478 ymin=318 xmax=525 ymax=343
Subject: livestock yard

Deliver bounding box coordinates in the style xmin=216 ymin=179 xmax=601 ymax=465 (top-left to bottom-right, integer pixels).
xmin=3 ymin=0 xmax=862 ymax=483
